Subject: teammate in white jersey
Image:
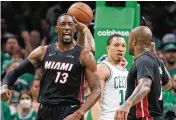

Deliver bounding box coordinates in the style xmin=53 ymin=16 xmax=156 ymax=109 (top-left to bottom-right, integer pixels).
xmin=92 ymin=34 xmax=128 ymax=120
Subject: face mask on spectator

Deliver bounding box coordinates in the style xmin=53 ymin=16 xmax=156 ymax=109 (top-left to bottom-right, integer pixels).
xmin=20 ymin=99 xmax=32 ymax=109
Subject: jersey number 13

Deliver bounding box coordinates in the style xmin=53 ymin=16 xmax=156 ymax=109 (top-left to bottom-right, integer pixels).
xmin=55 ymin=72 xmax=69 ymax=84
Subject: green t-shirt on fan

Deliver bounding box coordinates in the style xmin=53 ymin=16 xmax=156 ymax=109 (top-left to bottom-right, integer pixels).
xmin=12 ymin=110 xmax=37 ymax=120
xmin=163 ymin=90 xmax=176 ymax=116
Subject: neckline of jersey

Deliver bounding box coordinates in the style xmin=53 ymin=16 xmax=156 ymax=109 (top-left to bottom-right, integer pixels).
xmin=134 ymin=50 xmax=150 ymax=61
xmin=54 ymin=42 xmax=77 ymax=54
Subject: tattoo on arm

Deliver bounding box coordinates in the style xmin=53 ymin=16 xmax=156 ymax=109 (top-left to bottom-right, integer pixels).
xmin=125 ymin=78 xmax=152 ymax=107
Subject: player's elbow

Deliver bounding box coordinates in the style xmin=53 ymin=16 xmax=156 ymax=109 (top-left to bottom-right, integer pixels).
xmin=141 ymin=82 xmax=151 ymax=95
xmin=139 ymin=78 xmax=152 ymax=95
xmin=143 ymin=85 xmax=151 ymax=95
xmin=162 ymin=80 xmax=172 ymax=91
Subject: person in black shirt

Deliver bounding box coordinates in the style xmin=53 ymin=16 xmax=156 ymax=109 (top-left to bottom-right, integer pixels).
xmin=1 ymin=13 xmax=101 ymax=120
xmin=114 ymin=26 xmax=175 ymax=120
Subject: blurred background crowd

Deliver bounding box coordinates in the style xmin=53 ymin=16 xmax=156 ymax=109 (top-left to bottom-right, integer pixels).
xmin=1 ymin=1 xmax=176 ymax=120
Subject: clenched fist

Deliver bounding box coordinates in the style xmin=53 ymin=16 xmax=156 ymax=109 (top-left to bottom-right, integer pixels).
xmin=1 ymin=85 xmax=11 ymax=102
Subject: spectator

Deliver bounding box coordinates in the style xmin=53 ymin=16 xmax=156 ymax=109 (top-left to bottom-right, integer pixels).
xmin=5 ymin=37 xmax=21 ymax=56
xmin=30 ymin=30 xmax=41 ymax=50
xmin=162 ymin=43 xmax=176 ymax=77
xmin=30 ymin=79 xmax=40 ymax=112
xmin=1 ymin=102 xmax=11 ymax=120
xmin=162 ymin=33 xmax=176 ymax=45
xmin=1 ymin=60 xmax=18 ymax=78
xmin=40 ymin=19 xmax=50 ymax=38
xmin=40 ymin=19 xmax=51 ymax=45
xmin=12 ymin=52 xmax=24 ymax=63
xmin=163 ymin=75 xmax=176 ymax=120
xmin=1 ymin=51 xmax=11 ymax=76
xmin=46 ymin=3 xmax=63 ymax=25
xmin=12 ymin=91 xmax=37 ymax=120
xmin=145 ymin=17 xmax=162 ymax=50
xmin=21 ymin=30 xmax=33 ymax=57
xmin=21 ymin=30 xmax=41 ymax=57
xmin=46 ymin=3 xmax=63 ymax=42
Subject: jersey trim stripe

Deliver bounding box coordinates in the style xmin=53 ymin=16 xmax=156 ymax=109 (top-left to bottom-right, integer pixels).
xmin=136 ymin=96 xmax=150 ymax=118
xmin=141 ymin=100 xmax=144 ymax=117
xmin=143 ymin=96 xmax=150 ymax=117
xmin=78 ymin=72 xmax=84 ymax=102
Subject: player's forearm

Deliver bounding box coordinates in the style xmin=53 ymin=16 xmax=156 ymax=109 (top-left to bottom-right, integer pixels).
xmin=76 ymin=86 xmax=101 ymax=116
xmin=77 ymin=27 xmax=95 ymax=55
xmin=2 ymin=59 xmax=35 ymax=87
xmin=163 ymin=80 xmax=172 ymax=91
xmin=77 ymin=32 xmax=85 ymax=47
xmin=125 ymin=82 xmax=151 ymax=108
xmin=91 ymin=101 xmax=101 ymax=120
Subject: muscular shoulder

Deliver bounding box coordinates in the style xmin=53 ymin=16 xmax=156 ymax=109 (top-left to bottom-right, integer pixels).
xmin=97 ymin=62 xmax=110 ymax=81
xmin=79 ymin=48 xmax=96 ymax=69
xmin=36 ymin=45 xmax=48 ymax=61
xmin=97 ymin=63 xmax=109 ymax=74
xmin=28 ymin=45 xmax=48 ymax=64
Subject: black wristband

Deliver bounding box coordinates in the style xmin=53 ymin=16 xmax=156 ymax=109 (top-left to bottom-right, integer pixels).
xmin=2 ymin=59 xmax=35 ymax=86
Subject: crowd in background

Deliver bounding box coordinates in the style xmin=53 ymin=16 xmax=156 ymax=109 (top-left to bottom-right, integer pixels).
xmin=1 ymin=1 xmax=176 ymax=120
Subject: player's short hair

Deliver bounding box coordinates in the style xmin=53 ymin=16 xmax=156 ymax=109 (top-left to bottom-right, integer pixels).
xmin=107 ymin=34 xmax=123 ymax=46
xmin=57 ymin=13 xmax=74 ymax=22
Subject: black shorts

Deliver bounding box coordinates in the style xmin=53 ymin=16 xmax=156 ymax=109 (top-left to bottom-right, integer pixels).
xmin=36 ymin=104 xmax=83 ymax=120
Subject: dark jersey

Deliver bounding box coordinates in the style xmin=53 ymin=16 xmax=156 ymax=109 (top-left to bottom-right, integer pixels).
xmin=38 ymin=43 xmax=84 ymax=105
xmin=126 ymin=51 xmax=169 ymax=119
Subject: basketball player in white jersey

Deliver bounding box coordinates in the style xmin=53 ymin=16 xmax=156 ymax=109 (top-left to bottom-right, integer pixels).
xmin=91 ymin=34 xmax=128 ymax=120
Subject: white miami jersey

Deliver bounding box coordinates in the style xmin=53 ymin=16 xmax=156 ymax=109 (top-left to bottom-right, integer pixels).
xmin=101 ymin=60 xmax=128 ymax=120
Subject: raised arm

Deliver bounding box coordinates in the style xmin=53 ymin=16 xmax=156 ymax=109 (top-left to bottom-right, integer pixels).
xmin=74 ymin=17 xmax=95 ymax=55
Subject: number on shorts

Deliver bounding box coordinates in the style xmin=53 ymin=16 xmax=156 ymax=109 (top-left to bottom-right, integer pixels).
xmin=55 ymin=72 xmax=69 ymax=84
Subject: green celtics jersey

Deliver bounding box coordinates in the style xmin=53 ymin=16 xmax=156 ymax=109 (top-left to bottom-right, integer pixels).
xmin=12 ymin=110 xmax=37 ymax=120
xmin=163 ymin=90 xmax=176 ymax=116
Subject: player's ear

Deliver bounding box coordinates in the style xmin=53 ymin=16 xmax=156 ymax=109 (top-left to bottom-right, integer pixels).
xmin=132 ymin=38 xmax=137 ymax=46
xmin=55 ymin=26 xmax=58 ymax=33
xmin=106 ymin=45 xmax=109 ymax=51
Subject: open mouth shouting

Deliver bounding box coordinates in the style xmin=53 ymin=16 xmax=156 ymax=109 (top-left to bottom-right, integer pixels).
xmin=63 ymin=32 xmax=72 ymax=40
